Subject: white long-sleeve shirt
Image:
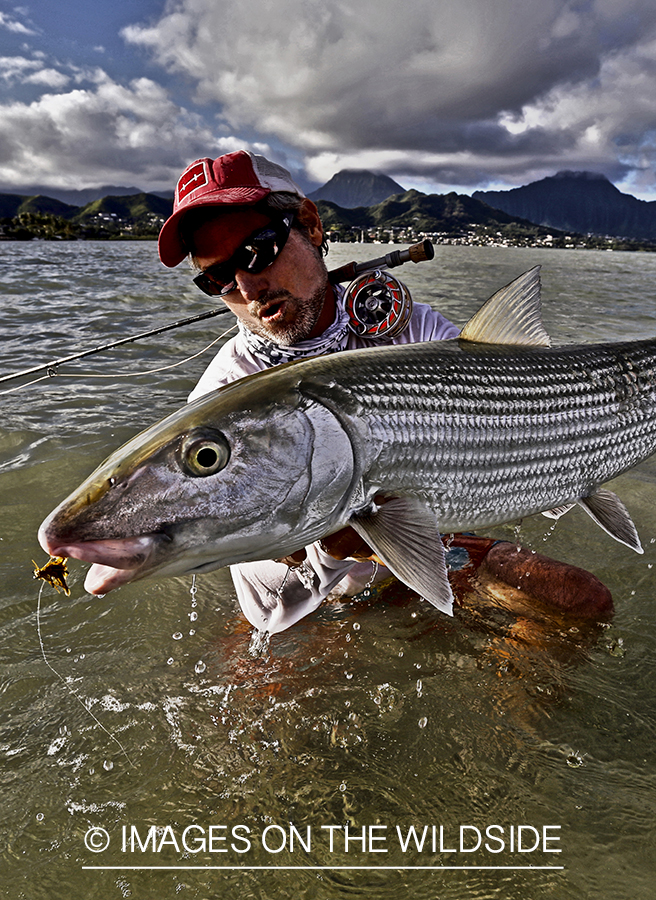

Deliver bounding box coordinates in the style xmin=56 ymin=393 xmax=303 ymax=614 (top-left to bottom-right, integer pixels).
xmin=190 ymin=291 xmax=459 ymax=634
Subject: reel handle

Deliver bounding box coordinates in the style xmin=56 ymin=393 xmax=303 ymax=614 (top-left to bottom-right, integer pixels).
xmin=328 ymin=239 xmax=434 ymax=285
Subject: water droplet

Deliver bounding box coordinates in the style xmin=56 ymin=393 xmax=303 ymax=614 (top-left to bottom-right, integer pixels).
xmin=36 ymin=812 xmax=44 ymax=822
xmin=167 ymin=657 xmax=174 ymax=666
xmin=418 ymin=716 xmax=428 ymax=729
xmin=195 ymin=660 xmax=206 ymax=674
xmin=339 ymin=782 xmax=347 ymax=792
xmin=608 ymin=637 xmax=626 ymax=658
xmin=189 ymin=611 xmax=198 ymax=622
xmin=566 ymin=751 xmax=584 ymax=768
xmin=353 ymin=622 xmax=360 ymax=631
xmin=189 ymin=629 xmax=196 ymax=636
xmin=172 ymin=632 xmax=183 ymax=641
xmin=416 ymin=679 xmax=423 ymax=694
xmin=345 ymin=672 xmax=353 ymax=680
xmin=103 ymin=759 xmax=114 ymax=771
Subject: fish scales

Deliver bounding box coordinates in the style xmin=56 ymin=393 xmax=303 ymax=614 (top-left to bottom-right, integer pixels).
xmin=296 ymin=337 xmax=656 ymax=531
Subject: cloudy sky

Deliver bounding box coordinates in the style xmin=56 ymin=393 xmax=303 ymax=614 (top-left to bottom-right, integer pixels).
xmin=2 ymin=0 xmax=656 ymax=199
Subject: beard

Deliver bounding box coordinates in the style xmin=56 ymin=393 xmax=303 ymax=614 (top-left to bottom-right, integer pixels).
xmin=248 ymin=281 xmax=327 ymax=346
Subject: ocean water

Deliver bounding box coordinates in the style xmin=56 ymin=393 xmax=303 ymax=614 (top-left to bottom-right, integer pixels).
xmin=1 ymin=239 xmax=656 ymax=899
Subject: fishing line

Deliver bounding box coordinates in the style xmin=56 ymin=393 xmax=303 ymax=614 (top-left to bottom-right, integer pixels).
xmin=0 ymin=324 xmax=237 ymax=396
xmin=0 ymin=374 xmax=53 ymax=396
xmin=0 ymin=303 xmax=233 ymax=387
xmin=36 ymin=582 xmax=136 ymax=768
xmin=60 ymin=325 xmax=237 ymax=380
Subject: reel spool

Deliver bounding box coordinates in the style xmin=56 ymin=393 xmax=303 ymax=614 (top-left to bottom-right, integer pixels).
xmin=344 ymin=269 xmax=413 ymax=339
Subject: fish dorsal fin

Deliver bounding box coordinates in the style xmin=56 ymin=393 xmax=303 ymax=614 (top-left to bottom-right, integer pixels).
xmin=459 ymin=266 xmax=551 ymax=347
xmin=349 ymin=497 xmax=454 ymax=615
xmin=578 ymin=488 xmax=643 ymax=554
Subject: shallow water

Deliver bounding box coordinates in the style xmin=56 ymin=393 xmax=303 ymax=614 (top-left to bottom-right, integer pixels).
xmin=1 ymin=240 xmax=656 ymax=899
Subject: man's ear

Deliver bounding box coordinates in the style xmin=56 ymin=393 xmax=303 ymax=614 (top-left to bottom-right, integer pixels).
xmin=296 ymin=198 xmax=324 ymax=247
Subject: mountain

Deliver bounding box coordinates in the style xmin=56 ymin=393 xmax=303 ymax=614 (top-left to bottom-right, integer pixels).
xmin=0 ymin=192 xmax=79 ymax=219
xmin=0 ymin=190 xmax=172 ymax=240
xmin=473 ymin=172 xmax=656 ymax=240
xmin=73 ymin=192 xmax=172 ymax=226
xmin=315 ymin=188 xmax=553 ymax=236
xmin=309 ymin=169 xmax=406 ymax=208
xmin=1 ymin=184 xmax=147 ymax=205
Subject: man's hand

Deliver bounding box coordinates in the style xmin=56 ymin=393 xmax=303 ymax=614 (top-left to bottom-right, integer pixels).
xmin=320 ymin=496 xmax=391 ymax=563
xmin=274 ymin=548 xmax=308 ymax=567
xmin=319 ymin=526 xmax=383 ymax=563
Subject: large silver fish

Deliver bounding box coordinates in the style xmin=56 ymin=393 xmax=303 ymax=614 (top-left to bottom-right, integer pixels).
xmin=39 ymin=268 xmax=655 ymax=620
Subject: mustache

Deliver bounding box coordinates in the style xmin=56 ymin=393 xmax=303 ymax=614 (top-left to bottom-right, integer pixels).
xmin=251 ymin=290 xmax=289 ymax=314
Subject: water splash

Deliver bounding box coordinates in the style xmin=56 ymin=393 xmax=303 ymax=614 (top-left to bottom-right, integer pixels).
xmin=248 ymin=629 xmax=271 ymax=658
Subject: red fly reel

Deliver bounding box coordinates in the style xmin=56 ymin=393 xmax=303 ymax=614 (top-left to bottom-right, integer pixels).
xmin=344 ymin=270 xmax=413 ymax=339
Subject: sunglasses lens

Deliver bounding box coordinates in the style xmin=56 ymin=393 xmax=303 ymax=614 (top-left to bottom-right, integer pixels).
xmin=193 ymin=214 xmax=293 ymax=297
xmin=193 ymin=270 xmax=235 ymax=296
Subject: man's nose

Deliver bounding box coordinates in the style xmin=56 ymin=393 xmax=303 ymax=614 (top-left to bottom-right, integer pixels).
xmin=234 ymin=267 xmax=269 ymax=302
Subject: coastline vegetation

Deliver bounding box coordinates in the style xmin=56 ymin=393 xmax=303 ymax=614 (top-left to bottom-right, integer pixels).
xmin=1 ymin=192 xmax=655 ymax=251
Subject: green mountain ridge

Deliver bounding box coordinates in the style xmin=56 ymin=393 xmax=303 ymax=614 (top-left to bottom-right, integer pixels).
xmin=0 ymin=191 xmax=173 ymax=239
xmin=308 ymin=169 xmax=406 ymax=208
xmin=316 ymin=189 xmax=558 ymax=237
xmin=1 ymin=179 xmax=653 ymax=249
xmin=473 ymin=172 xmax=656 ymax=240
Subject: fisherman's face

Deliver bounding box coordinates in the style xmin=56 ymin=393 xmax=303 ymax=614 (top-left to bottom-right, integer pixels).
xmin=191 ymin=203 xmax=333 ymax=345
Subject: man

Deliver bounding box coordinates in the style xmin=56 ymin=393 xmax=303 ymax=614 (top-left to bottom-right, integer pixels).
xmin=158 ymin=150 xmax=461 ymax=634
xmin=158 ymin=151 xmax=613 ymax=634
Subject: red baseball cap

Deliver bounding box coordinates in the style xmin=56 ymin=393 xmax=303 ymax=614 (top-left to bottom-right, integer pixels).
xmin=158 ymin=150 xmax=305 ymax=267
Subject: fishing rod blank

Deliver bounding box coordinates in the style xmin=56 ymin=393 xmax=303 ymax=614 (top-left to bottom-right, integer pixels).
xmin=0 ymin=305 xmax=230 ymax=385
xmin=1 ymin=239 xmax=435 ymax=385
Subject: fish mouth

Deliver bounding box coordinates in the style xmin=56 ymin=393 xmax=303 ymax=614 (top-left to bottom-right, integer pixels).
xmin=38 ymin=531 xmax=169 ymax=595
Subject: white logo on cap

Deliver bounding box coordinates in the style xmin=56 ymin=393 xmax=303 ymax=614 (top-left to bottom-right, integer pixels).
xmin=177 ymin=161 xmax=209 ymax=201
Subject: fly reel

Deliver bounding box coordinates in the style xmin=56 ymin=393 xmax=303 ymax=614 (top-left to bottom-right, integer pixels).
xmin=344 ymin=269 xmax=413 ymax=339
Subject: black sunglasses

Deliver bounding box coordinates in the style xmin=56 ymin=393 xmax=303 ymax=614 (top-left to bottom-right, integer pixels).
xmin=193 ymin=213 xmax=295 ymax=297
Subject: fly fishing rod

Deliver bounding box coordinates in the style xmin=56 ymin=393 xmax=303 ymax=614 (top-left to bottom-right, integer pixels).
xmin=0 ymin=240 xmax=435 ymax=385
xmin=327 ymin=238 xmax=434 ymax=285
xmin=329 ymin=239 xmax=435 ymax=339
xmin=0 ymin=305 xmax=232 ymax=386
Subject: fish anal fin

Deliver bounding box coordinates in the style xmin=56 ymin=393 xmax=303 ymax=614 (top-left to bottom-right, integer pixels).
xmin=578 ymin=488 xmax=643 ymax=554
xmin=459 ymin=266 xmax=551 ymax=347
xmin=542 ymin=503 xmax=576 ymax=520
xmin=349 ymin=497 xmax=454 ymax=615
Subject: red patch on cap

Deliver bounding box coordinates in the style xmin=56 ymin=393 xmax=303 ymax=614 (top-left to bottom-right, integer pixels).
xmin=177 ymin=161 xmax=209 ymax=203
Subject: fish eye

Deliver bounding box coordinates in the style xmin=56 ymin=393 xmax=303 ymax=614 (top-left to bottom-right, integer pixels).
xmin=179 ymin=430 xmax=230 ymax=477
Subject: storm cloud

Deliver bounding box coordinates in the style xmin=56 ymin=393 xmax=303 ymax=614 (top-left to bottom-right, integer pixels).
xmin=1 ymin=1 xmax=656 ymax=197
xmin=123 ymin=0 xmax=656 ymax=194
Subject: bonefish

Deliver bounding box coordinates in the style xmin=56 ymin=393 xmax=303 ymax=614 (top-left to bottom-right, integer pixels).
xmin=39 ymin=267 xmax=654 ymax=620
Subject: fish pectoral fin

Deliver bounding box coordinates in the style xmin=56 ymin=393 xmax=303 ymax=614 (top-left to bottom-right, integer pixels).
xmin=349 ymin=497 xmax=454 ymax=615
xmin=578 ymin=488 xmax=643 ymax=554
xmin=459 ymin=266 xmax=551 ymax=347
xmin=542 ymin=503 xmax=576 ymax=520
